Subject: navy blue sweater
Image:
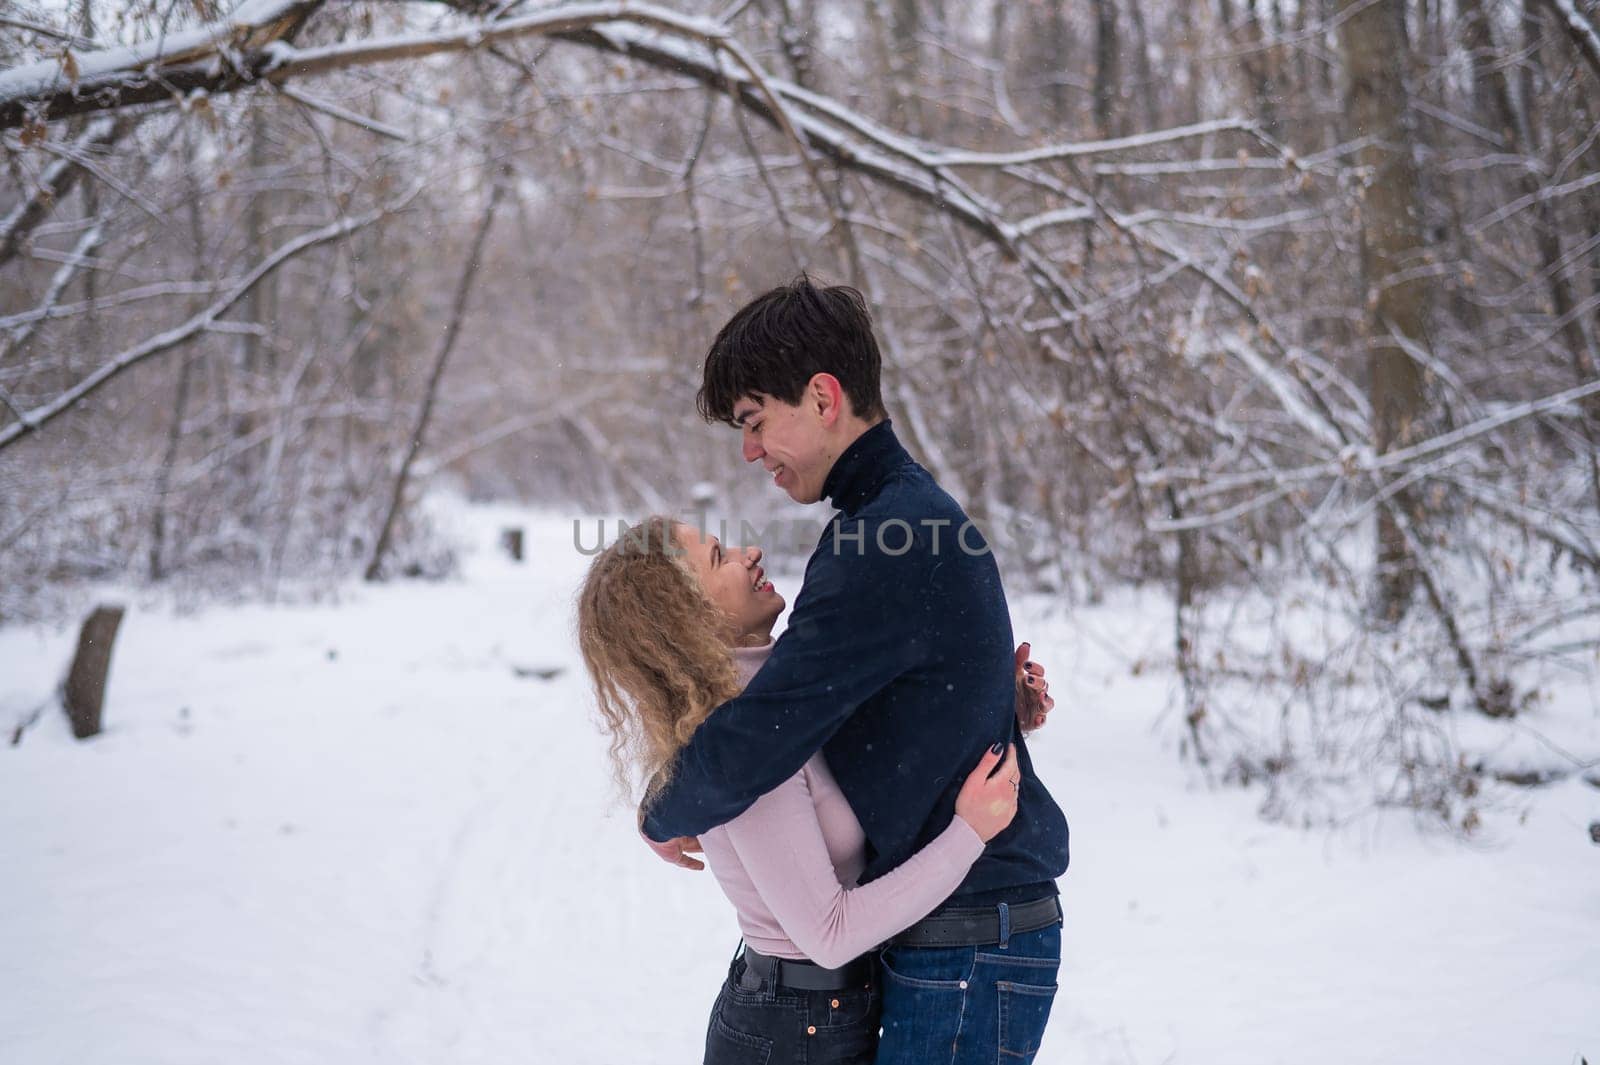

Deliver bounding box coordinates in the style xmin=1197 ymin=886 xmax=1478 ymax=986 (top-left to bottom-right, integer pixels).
xmin=642 ymin=420 xmax=1069 ymax=906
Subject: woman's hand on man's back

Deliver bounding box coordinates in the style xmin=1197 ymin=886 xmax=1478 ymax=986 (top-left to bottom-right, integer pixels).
xmin=954 ymin=742 xmax=1020 ymax=843
xmin=1015 ymin=641 xmax=1055 ymax=734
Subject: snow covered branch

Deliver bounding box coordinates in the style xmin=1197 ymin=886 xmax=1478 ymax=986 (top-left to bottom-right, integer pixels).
xmin=1141 ymin=376 xmax=1600 ymax=502
xmin=0 ymin=185 xmax=419 ymax=454
xmin=0 ymin=116 xmax=126 ymax=265
xmin=1536 ymin=0 xmax=1600 ymax=83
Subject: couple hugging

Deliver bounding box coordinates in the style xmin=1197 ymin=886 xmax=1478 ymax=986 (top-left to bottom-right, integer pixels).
xmin=576 ymin=275 xmax=1071 ymax=1065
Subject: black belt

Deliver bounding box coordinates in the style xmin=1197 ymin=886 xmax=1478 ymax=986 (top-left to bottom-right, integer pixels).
xmin=886 ymin=895 xmax=1062 ymax=949
xmin=738 ymin=946 xmax=875 ymax=992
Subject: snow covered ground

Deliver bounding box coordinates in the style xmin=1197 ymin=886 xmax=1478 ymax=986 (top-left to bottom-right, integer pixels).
xmin=2 ymin=499 xmax=1596 ymax=1065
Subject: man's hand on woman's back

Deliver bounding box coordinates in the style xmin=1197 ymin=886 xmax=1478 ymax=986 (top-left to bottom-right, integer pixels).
xmin=639 ymin=805 xmax=705 ymax=871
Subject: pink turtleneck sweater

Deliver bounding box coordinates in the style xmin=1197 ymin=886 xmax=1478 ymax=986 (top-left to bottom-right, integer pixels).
xmin=695 ymin=637 xmax=986 ymax=969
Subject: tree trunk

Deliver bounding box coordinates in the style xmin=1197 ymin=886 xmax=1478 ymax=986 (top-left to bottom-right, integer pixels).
xmin=151 ymin=129 xmax=208 ymax=581
xmin=1238 ymin=0 xmax=1282 ymax=138
xmin=232 ymin=107 xmax=275 ymax=504
xmin=888 ymin=0 xmax=922 ymax=134
xmin=1046 ymin=0 xmax=1069 ymax=127
xmin=63 ymin=605 xmax=125 ymax=739
xmin=500 ymin=527 xmax=525 ymax=562
xmin=1339 ymin=0 xmax=1431 ymax=623
xmin=1174 ymin=2 xmax=1203 ymax=126
xmin=1126 ymin=0 xmax=1161 ymax=131
xmin=1092 ymin=0 xmax=1119 ymax=138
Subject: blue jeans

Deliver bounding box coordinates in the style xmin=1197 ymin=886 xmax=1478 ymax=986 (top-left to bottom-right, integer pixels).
xmin=703 ymin=949 xmax=882 ymax=1065
xmin=875 ymin=922 xmax=1061 ymax=1065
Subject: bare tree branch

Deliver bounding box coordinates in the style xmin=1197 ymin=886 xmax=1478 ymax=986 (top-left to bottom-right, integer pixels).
xmin=365 ymin=173 xmax=505 ymax=581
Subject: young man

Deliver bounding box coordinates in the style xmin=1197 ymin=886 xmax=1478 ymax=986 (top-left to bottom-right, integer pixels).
xmin=641 ymin=276 xmax=1070 ymax=1064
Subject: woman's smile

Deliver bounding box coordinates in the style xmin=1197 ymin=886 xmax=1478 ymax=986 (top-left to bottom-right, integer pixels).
xmin=672 ymin=522 xmax=785 ymax=640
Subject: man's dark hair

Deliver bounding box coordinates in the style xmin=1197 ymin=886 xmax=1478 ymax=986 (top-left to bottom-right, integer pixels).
xmin=696 ymin=274 xmax=887 ymax=426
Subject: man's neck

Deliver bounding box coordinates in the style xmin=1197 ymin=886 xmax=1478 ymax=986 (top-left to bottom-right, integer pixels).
xmin=818 ymin=415 xmax=883 ymax=493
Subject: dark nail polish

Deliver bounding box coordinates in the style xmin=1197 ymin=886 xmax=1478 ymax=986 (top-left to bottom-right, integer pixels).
xmin=990 ymin=740 xmax=1005 ymax=754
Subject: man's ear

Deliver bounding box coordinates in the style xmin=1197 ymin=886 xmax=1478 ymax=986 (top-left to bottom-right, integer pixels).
xmin=808 ymin=373 xmax=845 ymax=428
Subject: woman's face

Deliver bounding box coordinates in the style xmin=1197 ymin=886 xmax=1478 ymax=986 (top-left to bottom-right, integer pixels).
xmin=672 ymin=523 xmax=785 ymax=643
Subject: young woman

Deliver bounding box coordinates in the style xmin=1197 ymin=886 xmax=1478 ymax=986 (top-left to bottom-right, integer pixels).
xmin=576 ymin=515 xmax=1025 ymax=1065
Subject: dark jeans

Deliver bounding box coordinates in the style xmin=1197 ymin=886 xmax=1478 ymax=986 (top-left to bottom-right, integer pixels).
xmin=703 ymin=949 xmax=883 ymax=1065
xmin=876 ymin=922 xmax=1062 ymax=1065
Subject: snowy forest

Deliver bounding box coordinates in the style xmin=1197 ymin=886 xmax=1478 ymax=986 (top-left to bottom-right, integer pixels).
xmin=1 ymin=2 xmax=1597 ymax=1063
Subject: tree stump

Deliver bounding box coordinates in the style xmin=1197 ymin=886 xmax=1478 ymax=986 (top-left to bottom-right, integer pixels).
xmin=63 ymin=604 xmax=125 ymax=739
xmin=500 ymin=526 xmax=524 ymax=562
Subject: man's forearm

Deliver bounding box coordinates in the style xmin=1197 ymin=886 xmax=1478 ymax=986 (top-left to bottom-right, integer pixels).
xmin=642 ymin=531 xmax=923 ymax=841
xmin=640 ymin=689 xmax=829 ymax=840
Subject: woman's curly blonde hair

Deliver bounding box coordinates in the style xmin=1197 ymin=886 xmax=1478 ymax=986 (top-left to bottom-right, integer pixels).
xmin=575 ymin=516 xmax=742 ymax=803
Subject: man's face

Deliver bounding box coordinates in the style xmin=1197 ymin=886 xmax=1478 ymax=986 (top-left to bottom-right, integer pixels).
xmin=732 ymin=393 xmax=832 ymax=504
